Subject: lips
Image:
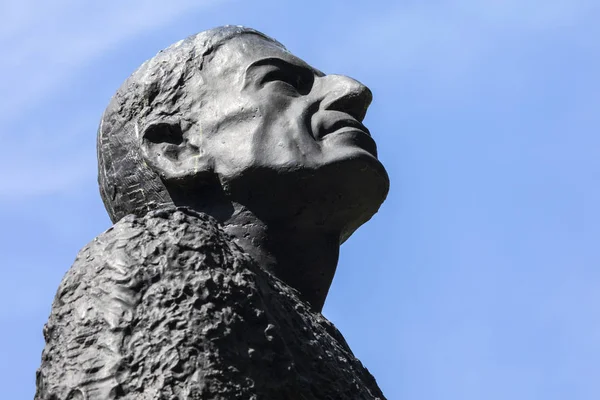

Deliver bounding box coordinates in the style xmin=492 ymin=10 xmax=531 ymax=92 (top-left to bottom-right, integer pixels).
xmin=315 ymin=112 xmax=371 ymax=140
xmin=313 ymin=112 xmax=378 ymax=157
xmin=322 ymin=118 xmax=371 ymax=138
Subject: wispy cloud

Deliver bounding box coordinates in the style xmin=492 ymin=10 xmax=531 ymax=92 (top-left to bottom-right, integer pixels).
xmin=0 ymin=0 xmax=227 ymax=199
xmin=0 ymin=0 xmax=225 ymax=125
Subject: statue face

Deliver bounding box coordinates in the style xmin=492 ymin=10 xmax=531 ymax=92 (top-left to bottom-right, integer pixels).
xmin=145 ymin=33 xmax=389 ymax=239
xmin=198 ymin=34 xmax=381 ymax=178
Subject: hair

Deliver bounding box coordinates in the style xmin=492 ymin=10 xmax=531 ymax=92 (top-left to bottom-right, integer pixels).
xmin=97 ymin=26 xmax=285 ymax=223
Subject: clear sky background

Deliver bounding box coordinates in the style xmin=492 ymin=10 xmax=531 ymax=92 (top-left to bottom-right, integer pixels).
xmin=1 ymin=0 xmax=599 ymax=399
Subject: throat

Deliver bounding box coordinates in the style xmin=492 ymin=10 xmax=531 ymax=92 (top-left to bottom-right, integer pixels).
xmin=222 ymin=206 xmax=340 ymax=312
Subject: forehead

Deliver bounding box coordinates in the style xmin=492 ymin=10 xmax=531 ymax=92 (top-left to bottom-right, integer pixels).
xmin=208 ymin=34 xmax=320 ymax=75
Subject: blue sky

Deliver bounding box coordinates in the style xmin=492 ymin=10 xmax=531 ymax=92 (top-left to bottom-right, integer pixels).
xmin=1 ymin=0 xmax=599 ymax=398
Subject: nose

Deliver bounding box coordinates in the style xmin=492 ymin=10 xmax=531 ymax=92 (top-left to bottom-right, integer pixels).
xmin=317 ymin=75 xmax=373 ymax=122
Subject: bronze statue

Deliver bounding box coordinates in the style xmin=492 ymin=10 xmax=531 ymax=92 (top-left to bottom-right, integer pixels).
xmin=37 ymin=26 xmax=389 ymax=399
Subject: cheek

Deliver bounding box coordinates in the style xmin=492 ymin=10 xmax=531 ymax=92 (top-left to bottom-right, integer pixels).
xmin=202 ymin=114 xmax=262 ymax=176
xmin=206 ymin=92 xmax=319 ymax=171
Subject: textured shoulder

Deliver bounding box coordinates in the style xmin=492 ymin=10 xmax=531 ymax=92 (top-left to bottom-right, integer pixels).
xmin=74 ymin=207 xmax=239 ymax=268
xmin=36 ymin=208 xmax=250 ymax=399
xmin=54 ymin=208 xmax=244 ymax=305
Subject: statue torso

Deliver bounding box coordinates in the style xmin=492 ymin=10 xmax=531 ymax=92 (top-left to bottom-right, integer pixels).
xmin=36 ymin=209 xmax=385 ymax=400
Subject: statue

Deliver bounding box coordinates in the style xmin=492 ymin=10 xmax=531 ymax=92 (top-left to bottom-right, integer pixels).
xmin=36 ymin=26 xmax=389 ymax=399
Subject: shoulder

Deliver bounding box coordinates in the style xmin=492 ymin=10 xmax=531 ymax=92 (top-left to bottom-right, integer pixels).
xmin=93 ymin=207 xmax=232 ymax=255
xmin=80 ymin=207 xmax=237 ymax=264
xmin=37 ymin=208 xmax=253 ymax=399
xmin=55 ymin=208 xmax=246 ymax=307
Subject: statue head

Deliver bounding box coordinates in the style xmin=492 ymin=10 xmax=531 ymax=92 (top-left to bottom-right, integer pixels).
xmin=98 ymin=25 xmax=389 ymax=245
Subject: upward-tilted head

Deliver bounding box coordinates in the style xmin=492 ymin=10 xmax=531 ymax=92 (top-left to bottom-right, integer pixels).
xmin=98 ymin=25 xmax=389 ymax=309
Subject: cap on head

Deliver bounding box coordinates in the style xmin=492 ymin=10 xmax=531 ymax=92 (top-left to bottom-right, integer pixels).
xmin=97 ymin=26 xmax=284 ymax=223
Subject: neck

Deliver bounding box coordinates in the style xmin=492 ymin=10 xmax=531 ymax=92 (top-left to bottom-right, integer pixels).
xmin=222 ymin=205 xmax=340 ymax=312
xmin=169 ymin=184 xmax=341 ymax=312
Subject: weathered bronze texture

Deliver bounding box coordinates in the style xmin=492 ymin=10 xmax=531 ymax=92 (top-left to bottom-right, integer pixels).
xmin=36 ymin=26 xmax=389 ymax=399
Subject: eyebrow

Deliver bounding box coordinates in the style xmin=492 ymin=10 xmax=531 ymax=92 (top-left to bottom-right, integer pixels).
xmin=245 ymin=57 xmax=325 ymax=78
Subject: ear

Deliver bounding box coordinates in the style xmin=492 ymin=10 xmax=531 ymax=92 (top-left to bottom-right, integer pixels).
xmin=139 ymin=120 xmax=213 ymax=184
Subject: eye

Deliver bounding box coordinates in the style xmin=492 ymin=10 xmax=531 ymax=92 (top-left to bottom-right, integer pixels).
xmin=143 ymin=122 xmax=183 ymax=145
xmin=259 ymin=68 xmax=314 ymax=95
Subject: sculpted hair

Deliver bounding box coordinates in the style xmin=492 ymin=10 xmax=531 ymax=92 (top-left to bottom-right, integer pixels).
xmin=97 ymin=26 xmax=284 ymax=223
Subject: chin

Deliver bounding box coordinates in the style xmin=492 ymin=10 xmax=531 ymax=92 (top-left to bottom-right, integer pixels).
xmin=312 ymin=152 xmax=389 ymax=243
xmin=221 ymin=152 xmax=389 ymax=239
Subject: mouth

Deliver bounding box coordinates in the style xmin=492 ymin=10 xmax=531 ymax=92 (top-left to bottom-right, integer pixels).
xmin=317 ymin=114 xmax=371 ymax=139
xmin=314 ymin=112 xmax=378 ymax=157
